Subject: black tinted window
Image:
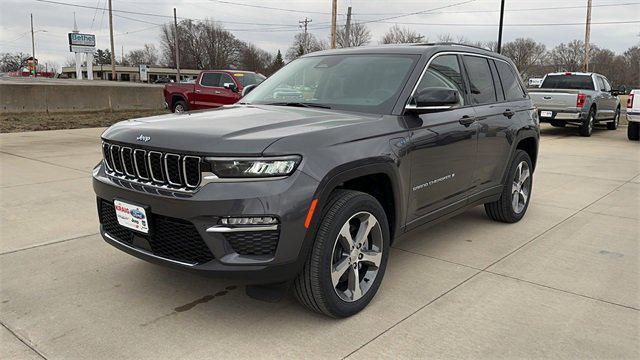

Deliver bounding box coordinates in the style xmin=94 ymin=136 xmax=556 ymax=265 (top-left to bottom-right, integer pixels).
xmin=415 ymin=54 xmax=466 ymax=106
xmin=541 ymin=75 xmax=594 ymax=90
xmin=496 ymin=60 xmax=526 ymax=101
xmin=201 ymin=73 xmax=222 ymax=87
xmin=463 ymin=56 xmax=497 ymax=104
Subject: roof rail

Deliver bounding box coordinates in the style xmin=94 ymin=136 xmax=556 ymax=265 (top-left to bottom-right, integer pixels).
xmin=411 ymin=42 xmax=495 ymax=52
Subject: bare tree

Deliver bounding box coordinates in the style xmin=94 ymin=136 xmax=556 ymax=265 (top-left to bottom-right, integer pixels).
xmin=624 ymin=45 xmax=640 ymax=87
xmin=336 ymin=22 xmax=371 ymax=48
xmin=239 ymin=43 xmax=273 ymax=74
xmin=124 ymin=44 xmax=159 ymax=66
xmin=381 ymin=25 xmax=424 ymax=44
xmin=286 ymin=32 xmax=326 ymax=61
xmin=549 ymin=40 xmax=585 ymax=72
xmin=0 ymin=52 xmax=28 ymax=72
xmin=501 ymin=38 xmax=547 ymax=77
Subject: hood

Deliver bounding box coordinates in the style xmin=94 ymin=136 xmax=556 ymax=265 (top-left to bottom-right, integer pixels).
xmin=101 ymin=105 xmax=381 ymax=155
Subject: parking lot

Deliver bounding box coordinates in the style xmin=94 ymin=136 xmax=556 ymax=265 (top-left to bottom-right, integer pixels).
xmin=1 ymin=124 xmax=638 ymax=359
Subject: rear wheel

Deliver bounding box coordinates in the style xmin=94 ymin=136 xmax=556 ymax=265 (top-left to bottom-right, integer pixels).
xmin=293 ymin=190 xmax=390 ymax=318
xmin=629 ymin=121 xmax=640 ymax=141
xmin=607 ymin=107 xmax=620 ymax=130
xmin=172 ymin=100 xmax=188 ymax=113
xmin=579 ymin=108 xmax=595 ymax=137
xmin=485 ymin=150 xmax=533 ymax=223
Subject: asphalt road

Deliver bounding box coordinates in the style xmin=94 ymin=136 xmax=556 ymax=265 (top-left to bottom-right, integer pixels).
xmin=1 ymin=124 xmax=638 ymax=359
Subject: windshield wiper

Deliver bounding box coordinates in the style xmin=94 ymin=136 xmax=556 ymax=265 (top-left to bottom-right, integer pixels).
xmin=265 ymin=102 xmax=332 ymax=109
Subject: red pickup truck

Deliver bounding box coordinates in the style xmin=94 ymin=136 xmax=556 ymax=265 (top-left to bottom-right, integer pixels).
xmin=163 ymin=70 xmax=266 ymax=112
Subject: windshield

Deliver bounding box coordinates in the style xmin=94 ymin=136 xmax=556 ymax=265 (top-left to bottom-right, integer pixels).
xmin=233 ymin=72 xmax=266 ymax=87
xmin=541 ymin=75 xmax=594 ymax=90
xmin=241 ymin=54 xmax=418 ymax=114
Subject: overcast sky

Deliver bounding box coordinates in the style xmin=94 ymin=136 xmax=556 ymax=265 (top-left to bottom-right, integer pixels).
xmin=1 ymin=0 xmax=639 ymax=69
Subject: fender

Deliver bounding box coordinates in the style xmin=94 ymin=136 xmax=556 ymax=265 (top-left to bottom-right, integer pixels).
xmin=500 ymin=127 xmax=539 ymax=186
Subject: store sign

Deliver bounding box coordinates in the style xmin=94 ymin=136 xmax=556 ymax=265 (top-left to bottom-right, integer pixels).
xmin=68 ymin=33 xmax=96 ymax=47
xmin=70 ymin=45 xmax=96 ymax=53
xmin=139 ymin=65 xmax=149 ymax=82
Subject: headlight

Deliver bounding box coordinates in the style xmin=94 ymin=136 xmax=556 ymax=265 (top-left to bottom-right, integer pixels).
xmin=207 ymin=156 xmax=301 ymax=178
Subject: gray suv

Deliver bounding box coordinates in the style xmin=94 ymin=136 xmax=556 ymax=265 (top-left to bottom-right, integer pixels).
xmin=93 ymin=44 xmax=539 ymax=317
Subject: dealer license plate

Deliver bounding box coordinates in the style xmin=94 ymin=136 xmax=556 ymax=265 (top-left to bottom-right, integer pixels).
xmin=114 ymin=200 xmax=149 ymax=234
xmin=540 ymin=111 xmax=553 ymax=118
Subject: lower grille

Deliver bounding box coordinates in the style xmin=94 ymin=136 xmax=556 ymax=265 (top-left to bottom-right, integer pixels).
xmin=99 ymin=200 xmax=214 ymax=264
xmin=225 ymin=231 xmax=280 ymax=256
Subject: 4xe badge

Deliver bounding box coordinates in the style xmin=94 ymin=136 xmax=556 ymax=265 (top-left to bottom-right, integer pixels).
xmin=136 ymin=134 xmax=151 ymax=142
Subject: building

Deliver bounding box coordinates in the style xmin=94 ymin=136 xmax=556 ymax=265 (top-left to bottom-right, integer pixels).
xmin=61 ymin=64 xmax=200 ymax=82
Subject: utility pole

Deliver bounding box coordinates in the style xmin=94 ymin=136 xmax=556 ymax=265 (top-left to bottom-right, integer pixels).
xmin=344 ymin=6 xmax=352 ymax=48
xmin=497 ymin=0 xmax=505 ymax=53
xmin=330 ymin=0 xmax=337 ymax=49
xmin=174 ymin=8 xmax=181 ymax=83
xmin=108 ymin=0 xmax=116 ymax=80
xmin=583 ymin=0 xmax=593 ymax=72
xmin=299 ymin=17 xmax=312 ymax=53
xmin=30 ymin=13 xmax=36 ymax=76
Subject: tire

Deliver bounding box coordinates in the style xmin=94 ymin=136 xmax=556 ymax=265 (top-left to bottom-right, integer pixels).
xmin=629 ymin=121 xmax=640 ymax=141
xmin=579 ymin=108 xmax=595 ymax=137
xmin=484 ymin=150 xmax=533 ymax=223
xmin=293 ymin=190 xmax=390 ymax=318
xmin=172 ymin=100 xmax=188 ymax=113
xmin=550 ymin=120 xmax=566 ymax=128
xmin=607 ymin=107 xmax=620 ymax=130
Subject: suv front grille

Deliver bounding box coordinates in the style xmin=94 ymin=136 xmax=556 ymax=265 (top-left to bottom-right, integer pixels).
xmin=99 ymin=200 xmax=214 ymax=264
xmin=102 ymin=142 xmax=202 ymax=190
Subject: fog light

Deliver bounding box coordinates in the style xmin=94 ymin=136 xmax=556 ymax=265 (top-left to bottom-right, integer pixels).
xmin=219 ymin=216 xmax=279 ymax=225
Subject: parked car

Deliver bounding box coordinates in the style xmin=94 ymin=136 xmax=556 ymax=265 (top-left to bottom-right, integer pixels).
xmin=153 ymin=77 xmax=173 ymax=84
xmin=628 ymin=89 xmax=639 ymax=140
xmin=163 ymin=70 xmax=266 ymax=112
xmin=529 ymin=72 xmax=625 ymax=136
xmin=94 ymin=44 xmax=539 ymax=317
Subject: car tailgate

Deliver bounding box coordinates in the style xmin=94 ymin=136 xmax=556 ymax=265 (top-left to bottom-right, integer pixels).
xmin=529 ymin=89 xmax=579 ymax=111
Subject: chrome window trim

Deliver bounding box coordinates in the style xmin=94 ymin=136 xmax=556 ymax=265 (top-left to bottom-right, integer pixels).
xmin=133 ymin=149 xmax=149 ymax=180
xmin=406 ymin=51 xmax=514 ymax=110
xmin=163 ymin=153 xmax=182 ymax=186
xmin=147 ymin=151 xmax=165 ymax=183
xmin=183 ymin=155 xmax=202 ymax=188
xmin=120 ymin=147 xmax=136 ymax=177
xmin=110 ymin=145 xmax=123 ymax=174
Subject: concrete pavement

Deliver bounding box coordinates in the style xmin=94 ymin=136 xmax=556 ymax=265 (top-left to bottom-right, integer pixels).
xmin=1 ymin=124 xmax=638 ymax=359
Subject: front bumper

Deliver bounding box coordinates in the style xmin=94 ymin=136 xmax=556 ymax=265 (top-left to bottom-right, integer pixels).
xmin=93 ymin=163 xmax=319 ymax=283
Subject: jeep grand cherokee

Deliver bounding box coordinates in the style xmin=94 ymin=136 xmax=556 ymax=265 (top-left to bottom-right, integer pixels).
xmin=93 ymin=44 xmax=539 ymax=317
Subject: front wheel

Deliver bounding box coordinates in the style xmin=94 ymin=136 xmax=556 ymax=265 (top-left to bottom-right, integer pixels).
xmin=172 ymin=100 xmax=188 ymax=113
xmin=485 ymin=150 xmax=533 ymax=223
xmin=607 ymin=108 xmax=620 ymax=130
xmin=293 ymin=190 xmax=390 ymax=318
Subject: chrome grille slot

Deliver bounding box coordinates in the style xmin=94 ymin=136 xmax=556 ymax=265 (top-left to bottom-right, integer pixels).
xmin=148 ymin=151 xmax=165 ymax=183
xmin=102 ymin=143 xmax=113 ymax=170
xmin=164 ymin=154 xmax=182 ymax=186
xmin=133 ymin=149 xmax=149 ymax=180
xmin=110 ymin=145 xmax=123 ymax=174
xmin=101 ymin=142 xmax=203 ymax=192
xmin=121 ymin=147 xmax=136 ymax=177
xmin=183 ymin=156 xmax=201 ymax=188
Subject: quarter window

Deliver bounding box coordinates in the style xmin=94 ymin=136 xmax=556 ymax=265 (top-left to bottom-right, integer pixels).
xmin=495 ymin=60 xmax=526 ymax=101
xmin=463 ymin=56 xmax=497 ymax=104
xmin=201 ymin=73 xmax=222 ymax=87
xmin=414 ymin=54 xmax=466 ymax=106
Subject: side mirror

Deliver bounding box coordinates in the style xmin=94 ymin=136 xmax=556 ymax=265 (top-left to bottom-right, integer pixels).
xmin=406 ymin=87 xmax=460 ymax=113
xmin=241 ymin=84 xmax=258 ymax=97
xmin=223 ymin=82 xmax=238 ymax=93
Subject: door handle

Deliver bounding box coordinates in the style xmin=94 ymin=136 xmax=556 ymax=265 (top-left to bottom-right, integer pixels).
xmin=503 ymin=109 xmax=515 ymax=118
xmin=214 ymin=91 xmax=222 ymax=94
xmin=458 ymin=115 xmax=476 ymax=126
xmin=194 ymin=89 xmax=201 ymax=93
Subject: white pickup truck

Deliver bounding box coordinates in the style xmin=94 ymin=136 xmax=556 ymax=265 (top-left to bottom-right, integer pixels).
xmin=529 ymin=72 xmax=625 ymax=137
xmin=628 ymin=89 xmax=639 ymax=141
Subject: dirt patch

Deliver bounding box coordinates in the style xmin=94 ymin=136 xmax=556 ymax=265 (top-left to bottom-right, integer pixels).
xmin=1 ymin=109 xmax=168 ymax=133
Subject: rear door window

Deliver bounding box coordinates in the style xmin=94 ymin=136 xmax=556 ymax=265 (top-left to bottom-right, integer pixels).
xmin=462 ymin=55 xmax=497 ymax=105
xmin=596 ymin=76 xmax=606 ymax=91
xmin=495 ymin=60 xmax=526 ymax=101
xmin=219 ymin=73 xmax=235 ymax=87
xmin=201 ymin=73 xmax=222 ymax=87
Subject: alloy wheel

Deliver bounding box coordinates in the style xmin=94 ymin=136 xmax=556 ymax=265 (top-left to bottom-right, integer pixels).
xmin=511 ymin=161 xmax=531 ymax=214
xmin=175 ymin=104 xmax=184 ymax=113
xmin=330 ymin=211 xmax=383 ymax=302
